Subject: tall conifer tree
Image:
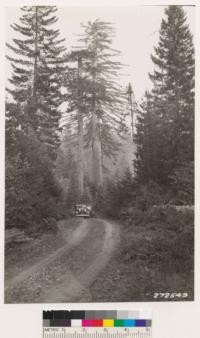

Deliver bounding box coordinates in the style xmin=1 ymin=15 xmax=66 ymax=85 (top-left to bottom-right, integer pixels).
xmin=75 ymin=20 xmax=126 ymax=187
xmin=6 ymin=6 xmax=67 ymax=160
xmin=64 ymin=49 xmax=92 ymax=196
xmin=149 ymin=5 xmax=194 ymax=167
xmin=135 ymin=6 xmax=194 ymax=186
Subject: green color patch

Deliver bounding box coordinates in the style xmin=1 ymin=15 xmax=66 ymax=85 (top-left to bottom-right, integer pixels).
xmin=114 ymin=320 xmax=124 ymax=327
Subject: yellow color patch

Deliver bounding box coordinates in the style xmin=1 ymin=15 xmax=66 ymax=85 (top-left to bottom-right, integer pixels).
xmin=103 ymin=320 xmax=114 ymax=327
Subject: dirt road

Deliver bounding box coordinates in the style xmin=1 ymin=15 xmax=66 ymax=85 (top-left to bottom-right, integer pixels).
xmin=5 ymin=218 xmax=120 ymax=303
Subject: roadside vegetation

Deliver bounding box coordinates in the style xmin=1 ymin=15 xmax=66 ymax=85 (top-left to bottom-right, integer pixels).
xmin=92 ymin=176 xmax=194 ymax=300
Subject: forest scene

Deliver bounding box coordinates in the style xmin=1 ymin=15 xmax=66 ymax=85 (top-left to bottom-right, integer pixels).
xmin=5 ymin=5 xmax=194 ymax=303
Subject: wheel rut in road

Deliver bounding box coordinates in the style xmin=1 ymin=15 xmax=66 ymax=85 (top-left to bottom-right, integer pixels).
xmin=5 ymin=218 xmax=120 ymax=303
xmin=41 ymin=219 xmax=119 ymax=302
xmin=5 ymin=220 xmax=90 ymax=298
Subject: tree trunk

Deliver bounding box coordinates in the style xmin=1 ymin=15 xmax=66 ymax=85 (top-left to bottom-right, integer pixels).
xmin=30 ymin=6 xmax=39 ymax=131
xmin=91 ymin=112 xmax=103 ymax=186
xmin=33 ymin=6 xmax=38 ymax=97
xmin=91 ymin=43 xmax=103 ymax=187
xmin=77 ymin=58 xmax=84 ymax=196
xmin=77 ymin=112 xmax=84 ymax=196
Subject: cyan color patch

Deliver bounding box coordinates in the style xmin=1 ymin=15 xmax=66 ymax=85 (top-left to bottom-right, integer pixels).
xmin=123 ymin=320 xmax=136 ymax=327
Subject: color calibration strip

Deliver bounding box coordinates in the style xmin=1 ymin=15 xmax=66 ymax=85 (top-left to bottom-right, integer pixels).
xmin=43 ymin=310 xmax=152 ymax=327
xmin=43 ymin=311 xmax=152 ymax=338
xmin=44 ymin=319 xmax=151 ymax=327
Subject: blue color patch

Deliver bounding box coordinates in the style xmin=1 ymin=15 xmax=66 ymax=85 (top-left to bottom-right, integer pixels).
xmin=135 ymin=320 xmax=146 ymax=327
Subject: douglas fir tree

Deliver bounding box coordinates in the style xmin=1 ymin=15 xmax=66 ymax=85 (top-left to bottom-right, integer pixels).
xmin=135 ymin=5 xmax=194 ymax=187
xmin=6 ymin=6 xmax=67 ymax=160
xmin=5 ymin=6 xmax=66 ymax=232
xmin=76 ymin=20 xmax=126 ymax=187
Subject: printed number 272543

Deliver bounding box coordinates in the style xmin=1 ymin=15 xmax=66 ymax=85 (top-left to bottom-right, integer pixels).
xmin=153 ymin=292 xmax=188 ymax=299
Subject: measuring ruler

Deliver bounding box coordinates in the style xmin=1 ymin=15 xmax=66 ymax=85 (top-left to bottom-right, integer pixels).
xmin=43 ymin=327 xmax=152 ymax=338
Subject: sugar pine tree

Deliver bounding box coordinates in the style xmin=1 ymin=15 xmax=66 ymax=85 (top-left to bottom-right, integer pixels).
xmin=75 ymin=20 xmax=126 ymax=187
xmin=135 ymin=6 xmax=194 ymax=186
xmin=6 ymin=6 xmax=67 ymax=160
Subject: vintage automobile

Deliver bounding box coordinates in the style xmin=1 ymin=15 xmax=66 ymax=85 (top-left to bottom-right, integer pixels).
xmin=73 ymin=204 xmax=92 ymax=217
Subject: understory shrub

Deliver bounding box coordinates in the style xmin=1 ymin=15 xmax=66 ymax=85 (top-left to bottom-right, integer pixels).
xmin=5 ymin=132 xmax=63 ymax=236
xmin=121 ymin=207 xmax=194 ymax=276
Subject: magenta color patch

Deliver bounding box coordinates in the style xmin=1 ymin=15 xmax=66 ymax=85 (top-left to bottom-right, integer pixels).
xmin=82 ymin=320 xmax=93 ymax=327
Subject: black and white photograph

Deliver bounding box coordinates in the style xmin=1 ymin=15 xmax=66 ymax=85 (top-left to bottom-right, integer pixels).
xmin=5 ymin=4 xmax=194 ymax=303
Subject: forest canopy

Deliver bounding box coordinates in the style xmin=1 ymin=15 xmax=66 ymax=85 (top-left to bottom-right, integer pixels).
xmin=5 ymin=5 xmax=194 ymax=234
